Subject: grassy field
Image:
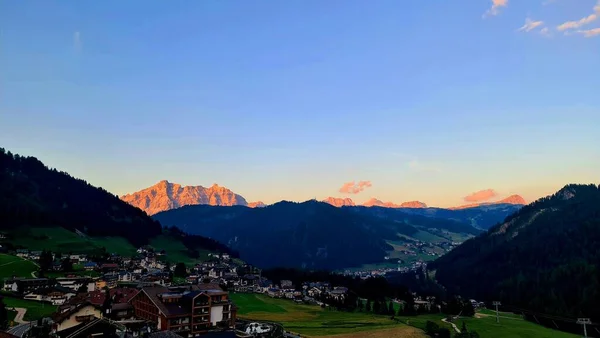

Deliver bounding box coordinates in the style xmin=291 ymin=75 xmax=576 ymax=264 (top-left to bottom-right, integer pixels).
xmin=393 ymin=311 xmax=579 ymax=338
xmin=0 ymin=254 xmax=38 ymax=279
xmin=2 ymin=297 xmax=58 ymax=321
xmin=231 ymin=294 xmax=579 ymax=338
xmin=230 ymin=293 xmax=425 ymax=337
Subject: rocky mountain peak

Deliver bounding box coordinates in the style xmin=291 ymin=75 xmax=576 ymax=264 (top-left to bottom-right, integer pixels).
xmin=121 ymin=181 xmax=248 ymax=215
xmin=323 ymin=197 xmax=356 ymax=207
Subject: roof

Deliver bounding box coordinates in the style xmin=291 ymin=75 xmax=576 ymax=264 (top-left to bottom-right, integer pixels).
xmin=88 ymin=288 xmax=139 ymax=305
xmin=52 ymin=301 xmax=99 ymax=323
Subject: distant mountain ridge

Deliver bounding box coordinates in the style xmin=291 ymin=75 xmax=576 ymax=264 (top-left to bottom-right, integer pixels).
xmin=122 ymin=180 xmax=254 ymax=215
xmin=450 ymin=194 xmax=526 ymax=210
xmin=322 ymin=197 xmax=427 ymax=208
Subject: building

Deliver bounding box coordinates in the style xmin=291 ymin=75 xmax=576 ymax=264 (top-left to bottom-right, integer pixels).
xmin=130 ymin=284 xmax=236 ymax=336
xmin=56 ymin=277 xmax=95 ymax=293
xmin=5 ymin=278 xmax=50 ymax=294
xmin=23 ymin=286 xmax=75 ymax=305
xmin=51 ymin=301 xmax=103 ymax=333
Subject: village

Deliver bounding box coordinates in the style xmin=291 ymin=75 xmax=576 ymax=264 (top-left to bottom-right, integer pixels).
xmin=2 ymin=245 xmax=396 ymax=338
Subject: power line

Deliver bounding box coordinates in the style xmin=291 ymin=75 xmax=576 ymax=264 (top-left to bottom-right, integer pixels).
xmin=492 ymin=301 xmax=501 ymax=324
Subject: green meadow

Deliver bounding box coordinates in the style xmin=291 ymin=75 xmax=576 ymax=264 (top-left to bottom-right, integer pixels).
xmin=231 ymin=293 xmax=579 ymax=338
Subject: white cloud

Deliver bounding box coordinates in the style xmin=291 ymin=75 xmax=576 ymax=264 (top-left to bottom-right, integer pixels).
xmin=519 ymin=18 xmax=544 ymax=32
xmin=484 ymin=0 xmax=508 ymax=17
xmin=578 ymin=27 xmax=600 ymax=37
xmin=557 ymin=1 xmax=600 ymax=32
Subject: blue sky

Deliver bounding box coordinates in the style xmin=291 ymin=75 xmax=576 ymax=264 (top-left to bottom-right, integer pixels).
xmin=1 ymin=0 xmax=599 ymax=207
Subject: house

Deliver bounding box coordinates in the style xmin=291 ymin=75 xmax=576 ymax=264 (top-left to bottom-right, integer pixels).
xmin=102 ymin=272 xmax=119 ymax=289
xmin=56 ymin=277 xmax=94 ymax=293
xmin=118 ymin=271 xmax=134 ymax=282
xmin=88 ymin=288 xmax=138 ymax=320
xmin=307 ymin=287 xmax=322 ymax=298
xmin=51 ymin=301 xmax=103 ymax=333
xmin=266 ymin=288 xmax=281 ymax=298
xmin=69 ymin=254 xmax=87 ymax=263
xmin=23 ymin=286 xmax=75 ymax=305
xmin=30 ymin=251 xmax=42 ymax=261
xmin=100 ymin=263 xmax=119 ymax=273
xmin=130 ymin=284 xmax=236 ymax=335
xmin=329 ymin=287 xmax=349 ymax=301
xmin=280 ymin=280 xmax=293 ymax=289
xmin=7 ymin=278 xmax=51 ymax=294
xmin=83 ymin=262 xmax=98 ymax=271
xmin=15 ymin=249 xmax=29 ymax=258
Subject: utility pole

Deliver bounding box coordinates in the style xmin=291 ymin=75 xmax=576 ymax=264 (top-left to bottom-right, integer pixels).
xmin=492 ymin=301 xmax=501 ymax=324
xmin=577 ymin=318 xmax=591 ymax=338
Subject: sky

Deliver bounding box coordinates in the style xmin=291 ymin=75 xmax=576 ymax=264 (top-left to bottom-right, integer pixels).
xmin=1 ymin=0 xmax=599 ymax=207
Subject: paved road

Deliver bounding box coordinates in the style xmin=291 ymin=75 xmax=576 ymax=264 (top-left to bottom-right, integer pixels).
xmin=7 ymin=322 xmax=31 ymax=338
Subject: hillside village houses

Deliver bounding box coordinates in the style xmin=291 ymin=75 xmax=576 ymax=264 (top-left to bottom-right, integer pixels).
xmin=2 ymin=247 xmax=249 ymax=336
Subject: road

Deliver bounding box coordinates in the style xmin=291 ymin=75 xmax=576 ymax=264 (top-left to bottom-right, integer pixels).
xmin=6 ymin=322 xmax=31 ymax=338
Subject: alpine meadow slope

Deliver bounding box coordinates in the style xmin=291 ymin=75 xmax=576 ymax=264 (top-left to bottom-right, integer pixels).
xmin=430 ymin=184 xmax=600 ymax=321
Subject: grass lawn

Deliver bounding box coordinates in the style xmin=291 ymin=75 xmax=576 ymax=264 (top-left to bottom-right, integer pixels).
xmin=230 ymin=293 xmax=425 ymax=337
xmin=0 ymin=254 xmax=38 ymax=279
xmin=2 ymin=296 xmax=58 ymax=321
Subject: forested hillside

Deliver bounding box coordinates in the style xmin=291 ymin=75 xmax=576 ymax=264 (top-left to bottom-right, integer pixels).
xmin=430 ymin=184 xmax=600 ymax=321
xmin=154 ymin=200 xmax=480 ymax=270
xmin=0 ymin=147 xmax=236 ymax=257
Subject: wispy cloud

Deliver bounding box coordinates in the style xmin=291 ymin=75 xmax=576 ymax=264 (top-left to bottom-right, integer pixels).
xmin=408 ymin=160 xmax=442 ymax=173
xmin=518 ymin=18 xmax=544 ymax=32
xmin=464 ymin=189 xmax=497 ymax=202
xmin=540 ymin=27 xmax=552 ymax=37
xmin=484 ymin=0 xmax=508 ymax=17
xmin=556 ymin=1 xmax=600 ymax=32
xmin=578 ymin=27 xmax=600 ymax=37
xmin=339 ymin=181 xmax=372 ymax=194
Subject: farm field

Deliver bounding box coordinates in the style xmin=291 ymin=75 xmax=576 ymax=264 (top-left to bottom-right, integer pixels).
xmin=230 ymin=293 xmax=426 ymax=337
xmin=2 ymin=296 xmax=58 ymax=321
xmin=0 ymin=254 xmax=38 ymax=279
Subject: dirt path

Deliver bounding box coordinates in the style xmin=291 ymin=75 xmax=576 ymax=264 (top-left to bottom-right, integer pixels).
xmin=441 ymin=318 xmax=461 ymax=333
xmin=12 ymin=307 xmax=28 ymax=324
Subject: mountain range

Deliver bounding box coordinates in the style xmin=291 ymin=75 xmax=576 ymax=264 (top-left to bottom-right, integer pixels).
xmin=122 ymin=181 xmax=526 ymax=216
xmin=430 ymin=183 xmax=600 ymax=321
xmin=153 ymin=201 xmax=482 ymax=270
